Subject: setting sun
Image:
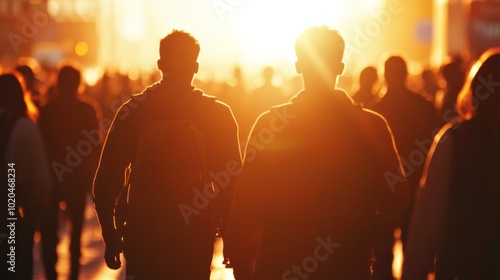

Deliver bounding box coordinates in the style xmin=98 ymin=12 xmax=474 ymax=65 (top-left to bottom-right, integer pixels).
xmin=94 ymin=0 xmax=387 ymax=76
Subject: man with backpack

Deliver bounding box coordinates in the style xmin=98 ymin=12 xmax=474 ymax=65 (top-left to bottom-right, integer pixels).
xmin=93 ymin=30 xmax=241 ymax=279
xmin=225 ymin=27 xmax=409 ymax=279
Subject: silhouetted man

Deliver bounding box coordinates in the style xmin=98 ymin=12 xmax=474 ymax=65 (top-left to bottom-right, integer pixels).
xmin=93 ymin=30 xmax=241 ymax=279
xmin=353 ymin=66 xmax=379 ymax=109
xmin=39 ymin=65 xmax=100 ymax=280
xmin=250 ymin=67 xmax=286 ymax=115
xmin=372 ymin=55 xmax=439 ymax=280
xmin=226 ymin=26 xmax=409 ymax=280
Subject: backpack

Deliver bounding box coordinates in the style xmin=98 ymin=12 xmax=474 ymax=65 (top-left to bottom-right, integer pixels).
xmin=115 ymin=102 xmax=214 ymax=241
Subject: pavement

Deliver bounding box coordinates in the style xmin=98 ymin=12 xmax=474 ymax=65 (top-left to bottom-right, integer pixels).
xmin=32 ymin=197 xmax=234 ymax=280
xmin=31 ymin=197 xmax=403 ymax=280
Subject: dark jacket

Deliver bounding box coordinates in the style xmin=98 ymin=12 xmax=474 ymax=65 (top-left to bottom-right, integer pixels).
xmin=39 ymin=95 xmax=99 ymax=193
xmin=92 ymin=83 xmax=241 ymax=274
xmin=227 ymin=90 xmax=409 ymax=280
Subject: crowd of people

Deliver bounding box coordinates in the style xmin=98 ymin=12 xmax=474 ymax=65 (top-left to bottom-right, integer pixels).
xmin=0 ymin=26 xmax=498 ymax=280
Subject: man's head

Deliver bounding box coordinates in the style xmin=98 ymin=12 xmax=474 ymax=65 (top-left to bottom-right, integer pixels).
xmin=359 ymin=66 xmax=378 ymax=90
xmin=157 ymin=30 xmax=200 ymax=80
xmin=57 ymin=65 xmax=81 ymax=97
xmin=384 ymin=55 xmax=408 ymax=89
xmin=295 ymin=26 xmax=345 ymax=90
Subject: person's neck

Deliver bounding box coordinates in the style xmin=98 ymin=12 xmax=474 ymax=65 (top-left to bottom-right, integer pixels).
xmin=304 ymin=84 xmax=337 ymax=94
xmin=387 ymin=83 xmax=406 ymax=92
xmin=160 ymin=74 xmax=193 ymax=91
xmin=302 ymin=75 xmax=338 ymax=93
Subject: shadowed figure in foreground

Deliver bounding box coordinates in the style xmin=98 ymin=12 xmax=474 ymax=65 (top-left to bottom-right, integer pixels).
xmin=93 ymin=30 xmax=241 ymax=279
xmin=226 ymin=26 xmax=409 ymax=280
xmin=403 ymin=48 xmax=500 ymax=280
xmin=38 ymin=64 xmax=100 ymax=280
xmin=0 ymin=73 xmax=51 ymax=280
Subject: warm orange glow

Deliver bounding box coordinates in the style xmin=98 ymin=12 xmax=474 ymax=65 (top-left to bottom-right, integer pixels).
xmin=392 ymin=228 xmax=403 ymax=279
xmin=75 ymin=41 xmax=89 ymax=56
xmin=59 ymin=200 xmax=67 ymax=211
xmin=96 ymin=0 xmax=386 ymax=76
xmin=83 ymin=67 xmax=101 ymax=86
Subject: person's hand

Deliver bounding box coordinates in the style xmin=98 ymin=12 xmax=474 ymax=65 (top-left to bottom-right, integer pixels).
xmin=104 ymin=231 xmax=123 ymax=269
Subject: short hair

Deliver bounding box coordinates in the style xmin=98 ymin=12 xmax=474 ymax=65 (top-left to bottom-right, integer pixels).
xmin=57 ymin=65 xmax=81 ymax=96
xmin=384 ymin=55 xmax=408 ymax=80
xmin=456 ymin=48 xmax=500 ymax=120
xmin=0 ymin=73 xmax=27 ymax=117
xmin=295 ymin=26 xmax=345 ymax=68
xmin=359 ymin=66 xmax=378 ymax=86
xmin=159 ymin=30 xmax=200 ymax=66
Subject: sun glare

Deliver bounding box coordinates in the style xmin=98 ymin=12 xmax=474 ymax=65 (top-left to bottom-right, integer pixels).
xmin=96 ymin=0 xmax=386 ymax=76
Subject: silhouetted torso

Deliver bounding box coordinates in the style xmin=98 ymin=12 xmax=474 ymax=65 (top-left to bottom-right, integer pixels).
xmin=39 ymin=96 xmax=99 ymax=190
xmin=373 ymin=88 xmax=438 ymax=191
xmin=93 ymin=83 xmax=240 ymax=278
xmin=436 ymin=118 xmax=500 ymax=280
xmin=228 ymin=90 xmax=408 ymax=280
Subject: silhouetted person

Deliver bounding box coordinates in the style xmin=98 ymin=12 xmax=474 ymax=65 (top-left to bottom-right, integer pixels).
xmin=438 ymin=58 xmax=466 ymax=122
xmin=247 ymin=66 xmax=286 ymax=138
xmin=226 ymin=27 xmax=409 ymax=280
xmin=218 ymin=66 xmax=248 ymax=139
xmin=353 ymin=66 xmax=379 ymax=109
xmin=403 ymin=48 xmax=500 ymax=280
xmin=371 ymin=55 xmax=438 ymax=279
xmin=420 ymin=68 xmax=441 ymax=102
xmin=38 ymin=64 xmax=100 ymax=280
xmin=0 ymin=73 xmax=51 ymax=280
xmin=16 ymin=64 xmax=42 ymax=109
xmin=93 ymin=30 xmax=241 ymax=279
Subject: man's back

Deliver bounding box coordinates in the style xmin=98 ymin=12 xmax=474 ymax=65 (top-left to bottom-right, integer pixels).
xmin=39 ymin=96 xmax=99 ymax=184
xmin=228 ymin=90 xmax=408 ymax=279
xmin=93 ymin=83 xmax=241 ymax=278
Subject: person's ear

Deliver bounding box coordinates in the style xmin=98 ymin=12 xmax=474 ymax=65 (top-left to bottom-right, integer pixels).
xmin=295 ymin=61 xmax=302 ymax=74
xmin=193 ymin=62 xmax=199 ymax=74
xmin=157 ymin=59 xmax=165 ymax=72
xmin=339 ymin=62 xmax=345 ymax=76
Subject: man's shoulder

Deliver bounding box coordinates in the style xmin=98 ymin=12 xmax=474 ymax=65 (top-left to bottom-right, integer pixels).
xmin=41 ymin=97 xmax=94 ymax=115
xmin=252 ymin=102 xmax=296 ymax=129
xmin=355 ymin=108 xmax=395 ymax=137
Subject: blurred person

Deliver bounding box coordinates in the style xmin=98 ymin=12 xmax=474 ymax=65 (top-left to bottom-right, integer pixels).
xmin=38 ymin=64 xmax=100 ymax=280
xmin=0 ymin=73 xmax=52 ymax=280
xmin=218 ymin=66 xmax=248 ymax=139
xmin=436 ymin=57 xmax=466 ymax=122
xmin=93 ymin=30 xmax=241 ymax=279
xmin=403 ymin=48 xmax=500 ymax=280
xmin=226 ymin=26 xmax=409 ymax=280
xmin=16 ymin=64 xmax=42 ymax=109
xmin=372 ymin=55 xmax=440 ymax=279
xmin=420 ymin=68 xmax=441 ymax=103
xmin=247 ymin=66 xmax=287 ymax=139
xmin=353 ymin=66 xmax=380 ymax=109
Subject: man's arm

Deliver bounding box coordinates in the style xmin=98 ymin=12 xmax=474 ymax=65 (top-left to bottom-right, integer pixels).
xmin=210 ymin=102 xmax=242 ymax=236
xmin=225 ymin=112 xmax=273 ymax=279
xmin=365 ymin=111 xmax=410 ymax=229
xmin=92 ymin=101 xmax=135 ymax=257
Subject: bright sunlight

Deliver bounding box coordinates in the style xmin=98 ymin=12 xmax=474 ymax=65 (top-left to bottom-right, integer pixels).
xmin=94 ymin=0 xmax=386 ymax=77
